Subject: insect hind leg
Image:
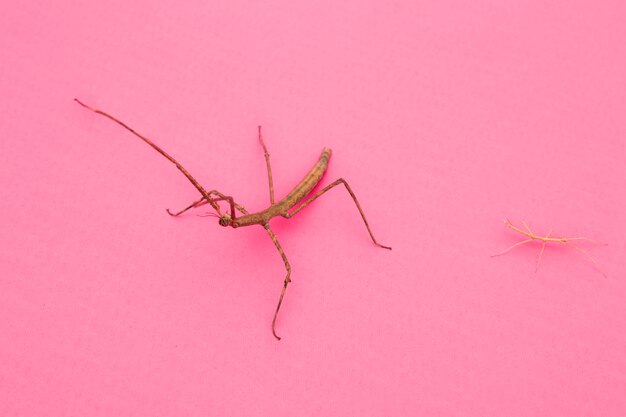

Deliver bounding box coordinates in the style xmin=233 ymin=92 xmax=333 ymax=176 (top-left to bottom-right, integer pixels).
xmin=283 ymin=178 xmax=391 ymax=250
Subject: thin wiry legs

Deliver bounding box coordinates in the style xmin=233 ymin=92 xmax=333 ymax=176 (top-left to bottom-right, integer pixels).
xmin=258 ymin=126 xmax=275 ymax=205
xmin=495 ymin=222 xmax=554 ymax=272
xmin=166 ymin=196 xmax=208 ymax=216
xmin=167 ymin=190 xmax=248 ymax=218
xmin=168 ymin=192 xmax=291 ymax=341
xmin=257 ymin=131 xmax=290 ymax=340
xmin=492 ymin=220 xmax=535 ymax=258
xmin=284 ymin=179 xmax=392 ymax=250
xmin=266 ymin=176 xmax=392 ymax=338
xmin=264 ymin=225 xmax=291 ymax=340
xmin=536 ymin=228 xmax=553 ymax=272
xmin=562 ymin=241 xmax=605 ymax=276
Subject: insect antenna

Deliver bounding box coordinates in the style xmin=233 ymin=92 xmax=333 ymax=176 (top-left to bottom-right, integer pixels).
xmin=75 ymin=98 xmax=220 ymax=212
xmin=197 ymin=212 xmax=220 ymax=218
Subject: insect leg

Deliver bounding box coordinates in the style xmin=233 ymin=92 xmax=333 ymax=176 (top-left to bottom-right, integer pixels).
xmin=491 ymin=239 xmax=534 ymax=257
xmin=167 ymin=190 xmax=248 ymax=218
xmin=167 ymin=196 xmax=210 ymax=216
xmin=536 ymin=242 xmax=548 ymax=272
xmin=257 ymin=126 xmax=275 ymax=205
xmin=535 ymin=228 xmax=553 ymax=272
xmin=283 ymin=178 xmax=391 ymax=250
xmin=210 ymin=191 xmax=249 ymax=217
xmin=563 ymin=242 xmax=607 ymax=277
xmin=265 ymin=224 xmax=291 ymax=340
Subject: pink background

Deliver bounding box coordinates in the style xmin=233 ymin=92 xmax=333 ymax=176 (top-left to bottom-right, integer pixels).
xmin=1 ymin=1 xmax=625 ymax=415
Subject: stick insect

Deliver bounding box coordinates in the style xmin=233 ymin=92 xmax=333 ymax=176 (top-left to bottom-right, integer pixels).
xmin=75 ymin=99 xmax=391 ymax=340
xmin=492 ymin=219 xmax=606 ymax=277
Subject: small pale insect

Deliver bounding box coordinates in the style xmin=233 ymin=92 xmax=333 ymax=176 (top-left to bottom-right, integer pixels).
xmin=75 ymin=99 xmax=391 ymax=340
xmin=492 ymin=219 xmax=606 ymax=277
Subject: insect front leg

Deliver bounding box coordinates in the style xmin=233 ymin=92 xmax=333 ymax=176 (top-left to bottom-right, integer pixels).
xmin=167 ymin=196 xmax=210 ymax=216
xmin=167 ymin=190 xmax=249 ymax=218
xmin=491 ymin=239 xmax=534 ymax=257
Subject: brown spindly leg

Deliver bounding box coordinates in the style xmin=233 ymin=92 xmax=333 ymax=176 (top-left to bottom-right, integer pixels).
xmin=284 ymin=178 xmax=392 ymax=250
xmin=167 ymin=196 xmax=210 ymax=216
xmin=257 ymin=126 xmax=275 ymax=205
xmin=167 ymin=191 xmax=249 ymax=218
xmin=264 ymin=224 xmax=291 ymax=340
xmin=210 ymin=192 xmax=248 ymax=218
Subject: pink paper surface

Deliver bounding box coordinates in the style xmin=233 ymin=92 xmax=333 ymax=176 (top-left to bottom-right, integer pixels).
xmin=1 ymin=1 xmax=625 ymax=415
